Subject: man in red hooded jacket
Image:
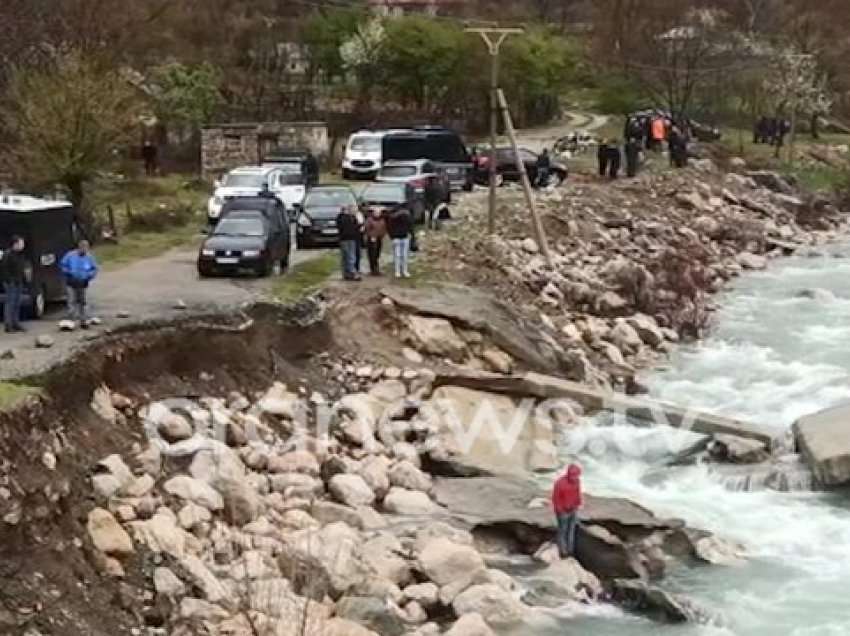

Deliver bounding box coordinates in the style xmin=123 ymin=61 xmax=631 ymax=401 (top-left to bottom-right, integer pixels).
xmin=552 ymin=463 xmax=582 ymax=558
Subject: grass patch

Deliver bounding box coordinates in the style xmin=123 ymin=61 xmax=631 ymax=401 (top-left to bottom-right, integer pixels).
xmin=270 ymin=252 xmax=338 ymax=302
xmin=96 ymin=223 xmax=202 ymax=270
xmin=89 ymin=174 xmax=208 ymax=228
xmin=0 ymin=382 xmax=41 ymax=411
xmin=786 ymin=163 xmax=850 ymax=194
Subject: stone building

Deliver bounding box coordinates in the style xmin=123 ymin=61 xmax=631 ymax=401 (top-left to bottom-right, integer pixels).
xmin=201 ymin=122 xmax=329 ymax=179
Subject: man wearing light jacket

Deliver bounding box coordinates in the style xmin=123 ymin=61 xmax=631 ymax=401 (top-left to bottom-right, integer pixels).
xmin=552 ymin=463 xmax=583 ymax=558
xmin=60 ymin=239 xmax=98 ymax=327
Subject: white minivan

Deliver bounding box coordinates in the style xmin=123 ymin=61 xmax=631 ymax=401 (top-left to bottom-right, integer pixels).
xmin=341 ymin=131 xmax=385 ymax=180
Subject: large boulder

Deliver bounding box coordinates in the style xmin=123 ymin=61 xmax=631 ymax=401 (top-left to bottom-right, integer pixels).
xmin=445 ymin=613 xmax=496 ymax=636
xmin=793 ymin=405 xmax=850 ymax=486
xmin=335 ymin=596 xmax=407 ymax=636
xmin=330 ymin=474 xmax=376 ymax=507
xmin=611 ymin=579 xmax=713 ymax=623
xmin=417 ymin=537 xmax=485 ymax=587
xmin=361 ymin=533 xmax=412 ymax=586
xmin=281 ymin=522 xmax=365 ymax=598
xmin=389 ymin=461 xmax=433 ymax=492
xmin=87 ymin=508 xmax=134 ymax=556
xmin=383 ymin=488 xmax=437 ymax=515
xmin=452 ymin=584 xmax=528 ymax=626
xmin=407 ymin=315 xmax=468 ymax=361
xmin=163 ymin=475 xmax=224 ymax=511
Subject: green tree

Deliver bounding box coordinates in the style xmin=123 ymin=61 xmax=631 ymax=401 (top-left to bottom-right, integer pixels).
xmin=0 ymin=53 xmax=140 ymax=227
xmin=151 ymin=62 xmax=222 ymax=130
xmin=302 ymin=8 xmax=362 ymax=82
xmin=378 ymin=17 xmax=471 ymax=112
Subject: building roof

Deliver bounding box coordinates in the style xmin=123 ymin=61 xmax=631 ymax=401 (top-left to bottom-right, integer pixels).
xmin=0 ymin=195 xmax=72 ymax=213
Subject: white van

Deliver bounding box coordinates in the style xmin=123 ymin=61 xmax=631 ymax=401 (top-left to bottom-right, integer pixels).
xmin=341 ymin=131 xmax=386 ymax=180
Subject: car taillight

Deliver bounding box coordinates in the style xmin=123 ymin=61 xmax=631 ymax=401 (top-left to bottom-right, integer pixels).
xmin=411 ymin=178 xmax=427 ymax=188
xmin=476 ymin=156 xmax=489 ymax=167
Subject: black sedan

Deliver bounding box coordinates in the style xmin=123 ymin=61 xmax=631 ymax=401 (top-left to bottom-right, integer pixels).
xmin=197 ymin=199 xmax=290 ymax=278
xmin=295 ymin=185 xmax=359 ymax=249
xmin=472 ymin=147 xmax=568 ymax=187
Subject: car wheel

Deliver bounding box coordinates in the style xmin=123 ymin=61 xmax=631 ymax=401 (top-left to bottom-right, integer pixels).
xmin=281 ymin=248 xmax=291 ymax=271
xmin=462 ymin=182 xmax=473 ymax=192
xmin=554 ymin=171 xmax=567 ymax=186
xmin=342 ymin=168 xmax=351 ymax=180
xmin=495 ymin=173 xmax=505 ymax=187
xmin=28 ymin=287 xmax=46 ymax=319
xmin=256 ymin=258 xmax=272 ymax=278
xmin=296 ymin=237 xmax=308 ymax=250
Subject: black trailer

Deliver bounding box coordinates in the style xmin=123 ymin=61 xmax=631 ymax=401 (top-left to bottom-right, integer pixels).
xmin=0 ymin=195 xmax=77 ymax=318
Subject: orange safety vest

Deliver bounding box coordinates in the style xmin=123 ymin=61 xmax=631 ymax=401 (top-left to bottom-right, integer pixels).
xmin=651 ymin=118 xmax=667 ymax=141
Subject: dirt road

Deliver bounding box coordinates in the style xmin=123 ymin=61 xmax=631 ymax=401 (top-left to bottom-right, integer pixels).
xmin=0 ymin=239 xmax=330 ymax=380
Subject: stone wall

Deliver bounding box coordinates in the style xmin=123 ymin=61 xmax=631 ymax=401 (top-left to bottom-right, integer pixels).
xmin=201 ymin=122 xmax=329 ymax=179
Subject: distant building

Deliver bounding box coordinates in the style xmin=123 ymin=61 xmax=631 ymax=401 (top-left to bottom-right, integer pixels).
xmin=367 ymin=0 xmax=474 ymax=18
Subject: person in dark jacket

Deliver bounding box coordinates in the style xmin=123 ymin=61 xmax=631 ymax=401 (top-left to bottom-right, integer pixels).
xmin=535 ymin=148 xmax=551 ymax=188
xmin=142 ymin=140 xmax=158 ymax=176
xmin=60 ymin=239 xmax=98 ymax=327
xmin=335 ymin=206 xmax=361 ymax=281
xmin=2 ymin=235 xmax=27 ymax=333
xmin=364 ymin=207 xmax=387 ymax=276
xmin=625 ymin=137 xmax=641 ymax=178
xmin=607 ymin=141 xmax=622 ymax=179
xmin=668 ymin=126 xmax=688 ymax=168
xmin=552 ymin=464 xmax=582 ymax=558
xmin=386 ymin=205 xmax=413 ymax=279
xmin=597 ymin=140 xmax=610 ymax=178
xmin=424 ymin=177 xmax=442 ymax=230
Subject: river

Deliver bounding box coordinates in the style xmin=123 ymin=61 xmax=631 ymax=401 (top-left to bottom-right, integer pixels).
xmin=531 ymin=247 xmax=850 ymax=635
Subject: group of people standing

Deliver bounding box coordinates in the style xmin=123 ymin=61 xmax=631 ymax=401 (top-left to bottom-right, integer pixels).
xmin=596 ymin=112 xmax=692 ymax=180
xmin=2 ymin=238 xmax=98 ymax=333
xmin=753 ymin=116 xmax=791 ymax=147
xmin=336 ymin=204 xmax=416 ymax=281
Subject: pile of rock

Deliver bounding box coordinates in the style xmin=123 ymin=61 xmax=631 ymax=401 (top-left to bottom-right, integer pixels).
xmin=82 ymin=379 xmax=595 ymax=635
xmin=424 ymin=164 xmax=845 ymax=390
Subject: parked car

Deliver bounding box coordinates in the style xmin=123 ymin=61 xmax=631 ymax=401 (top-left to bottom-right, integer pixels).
xmin=472 ymin=147 xmax=568 ymax=187
xmin=382 ymin=127 xmax=473 ymax=191
xmin=0 ymin=194 xmax=77 ymax=318
xmin=377 ymin=159 xmax=451 ymax=206
xmin=263 ymin=148 xmax=320 ymax=187
xmin=197 ymin=197 xmax=290 ymax=277
xmin=207 ymin=165 xmax=305 ymax=225
xmin=360 ymin=182 xmax=426 ymax=224
xmin=295 ymin=185 xmax=359 ymax=249
xmin=342 ymin=131 xmax=387 ymax=180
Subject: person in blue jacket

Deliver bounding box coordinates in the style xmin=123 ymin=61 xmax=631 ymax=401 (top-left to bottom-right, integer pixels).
xmin=60 ymin=239 xmax=98 ymax=327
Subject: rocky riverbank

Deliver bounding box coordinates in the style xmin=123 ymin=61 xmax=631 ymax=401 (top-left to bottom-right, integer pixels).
xmin=80 ymin=364 xmax=741 ymax=636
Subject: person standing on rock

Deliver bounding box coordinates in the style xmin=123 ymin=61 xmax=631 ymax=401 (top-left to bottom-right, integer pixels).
xmin=60 ymin=239 xmax=98 ymax=328
xmin=336 ymin=205 xmax=361 ymax=281
xmin=386 ymin=204 xmax=413 ymax=279
xmin=552 ymin=463 xmax=582 ymax=558
xmin=2 ymin=235 xmax=27 ymax=333
xmin=364 ymin=207 xmax=387 ymax=276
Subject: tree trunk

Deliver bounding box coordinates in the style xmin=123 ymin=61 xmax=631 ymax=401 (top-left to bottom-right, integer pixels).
xmin=66 ymin=178 xmax=94 ymax=241
xmin=811 ymin=112 xmax=820 ymax=139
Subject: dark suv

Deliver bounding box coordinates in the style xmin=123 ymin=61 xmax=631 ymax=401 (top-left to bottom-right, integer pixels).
xmin=198 ymin=197 xmax=290 ymax=277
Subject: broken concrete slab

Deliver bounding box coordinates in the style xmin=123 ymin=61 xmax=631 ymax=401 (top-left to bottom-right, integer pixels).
xmin=381 ymin=284 xmax=563 ymax=374
xmin=793 ymin=405 xmax=850 ymax=486
xmin=433 ymin=370 xmax=778 ymax=449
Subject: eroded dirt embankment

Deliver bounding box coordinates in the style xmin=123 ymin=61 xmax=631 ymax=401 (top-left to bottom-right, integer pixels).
xmin=0 ymin=301 xmax=332 ymax=635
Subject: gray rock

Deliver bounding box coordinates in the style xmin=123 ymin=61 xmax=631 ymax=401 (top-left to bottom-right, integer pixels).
xmin=35 ymin=335 xmax=54 ymax=348
xmin=794 ymin=405 xmax=850 ymax=486
xmin=417 ymin=537 xmax=485 ymax=587
xmin=383 ymin=488 xmax=437 ymax=515
xmin=335 ymin=596 xmax=406 ymax=636
xmin=452 ymin=584 xmax=528 ymax=626
xmin=445 ymin=613 xmax=496 ymax=636
xmin=330 ymin=474 xmax=376 ymax=507
xmin=612 ymin=579 xmax=713 ymax=623
xmin=87 ymin=508 xmax=134 ymax=556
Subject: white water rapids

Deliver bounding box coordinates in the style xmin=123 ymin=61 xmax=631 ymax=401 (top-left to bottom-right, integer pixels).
xmin=532 ymin=247 xmax=850 ymax=635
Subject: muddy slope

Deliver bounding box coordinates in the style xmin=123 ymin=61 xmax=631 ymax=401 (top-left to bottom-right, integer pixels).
xmin=0 ymin=301 xmax=332 ymax=635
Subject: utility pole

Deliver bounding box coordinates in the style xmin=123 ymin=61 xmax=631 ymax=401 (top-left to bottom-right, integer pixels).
xmin=465 ymin=27 xmax=523 ymax=234
xmin=497 ymin=89 xmax=553 ymax=268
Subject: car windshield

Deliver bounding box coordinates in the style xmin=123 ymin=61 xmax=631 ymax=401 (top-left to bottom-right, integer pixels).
xmin=213 ymin=216 xmax=265 ymax=237
xmin=362 ymin=185 xmax=405 ymax=204
xmin=223 ymin=173 xmax=265 ymax=188
xmin=381 ymin=166 xmax=417 ymax=178
xmin=350 ymin=136 xmax=381 ymax=152
xmin=278 ymin=162 xmax=302 ymax=175
xmin=305 ymin=189 xmax=356 ymax=207
xmin=280 ymin=173 xmax=304 ymax=185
